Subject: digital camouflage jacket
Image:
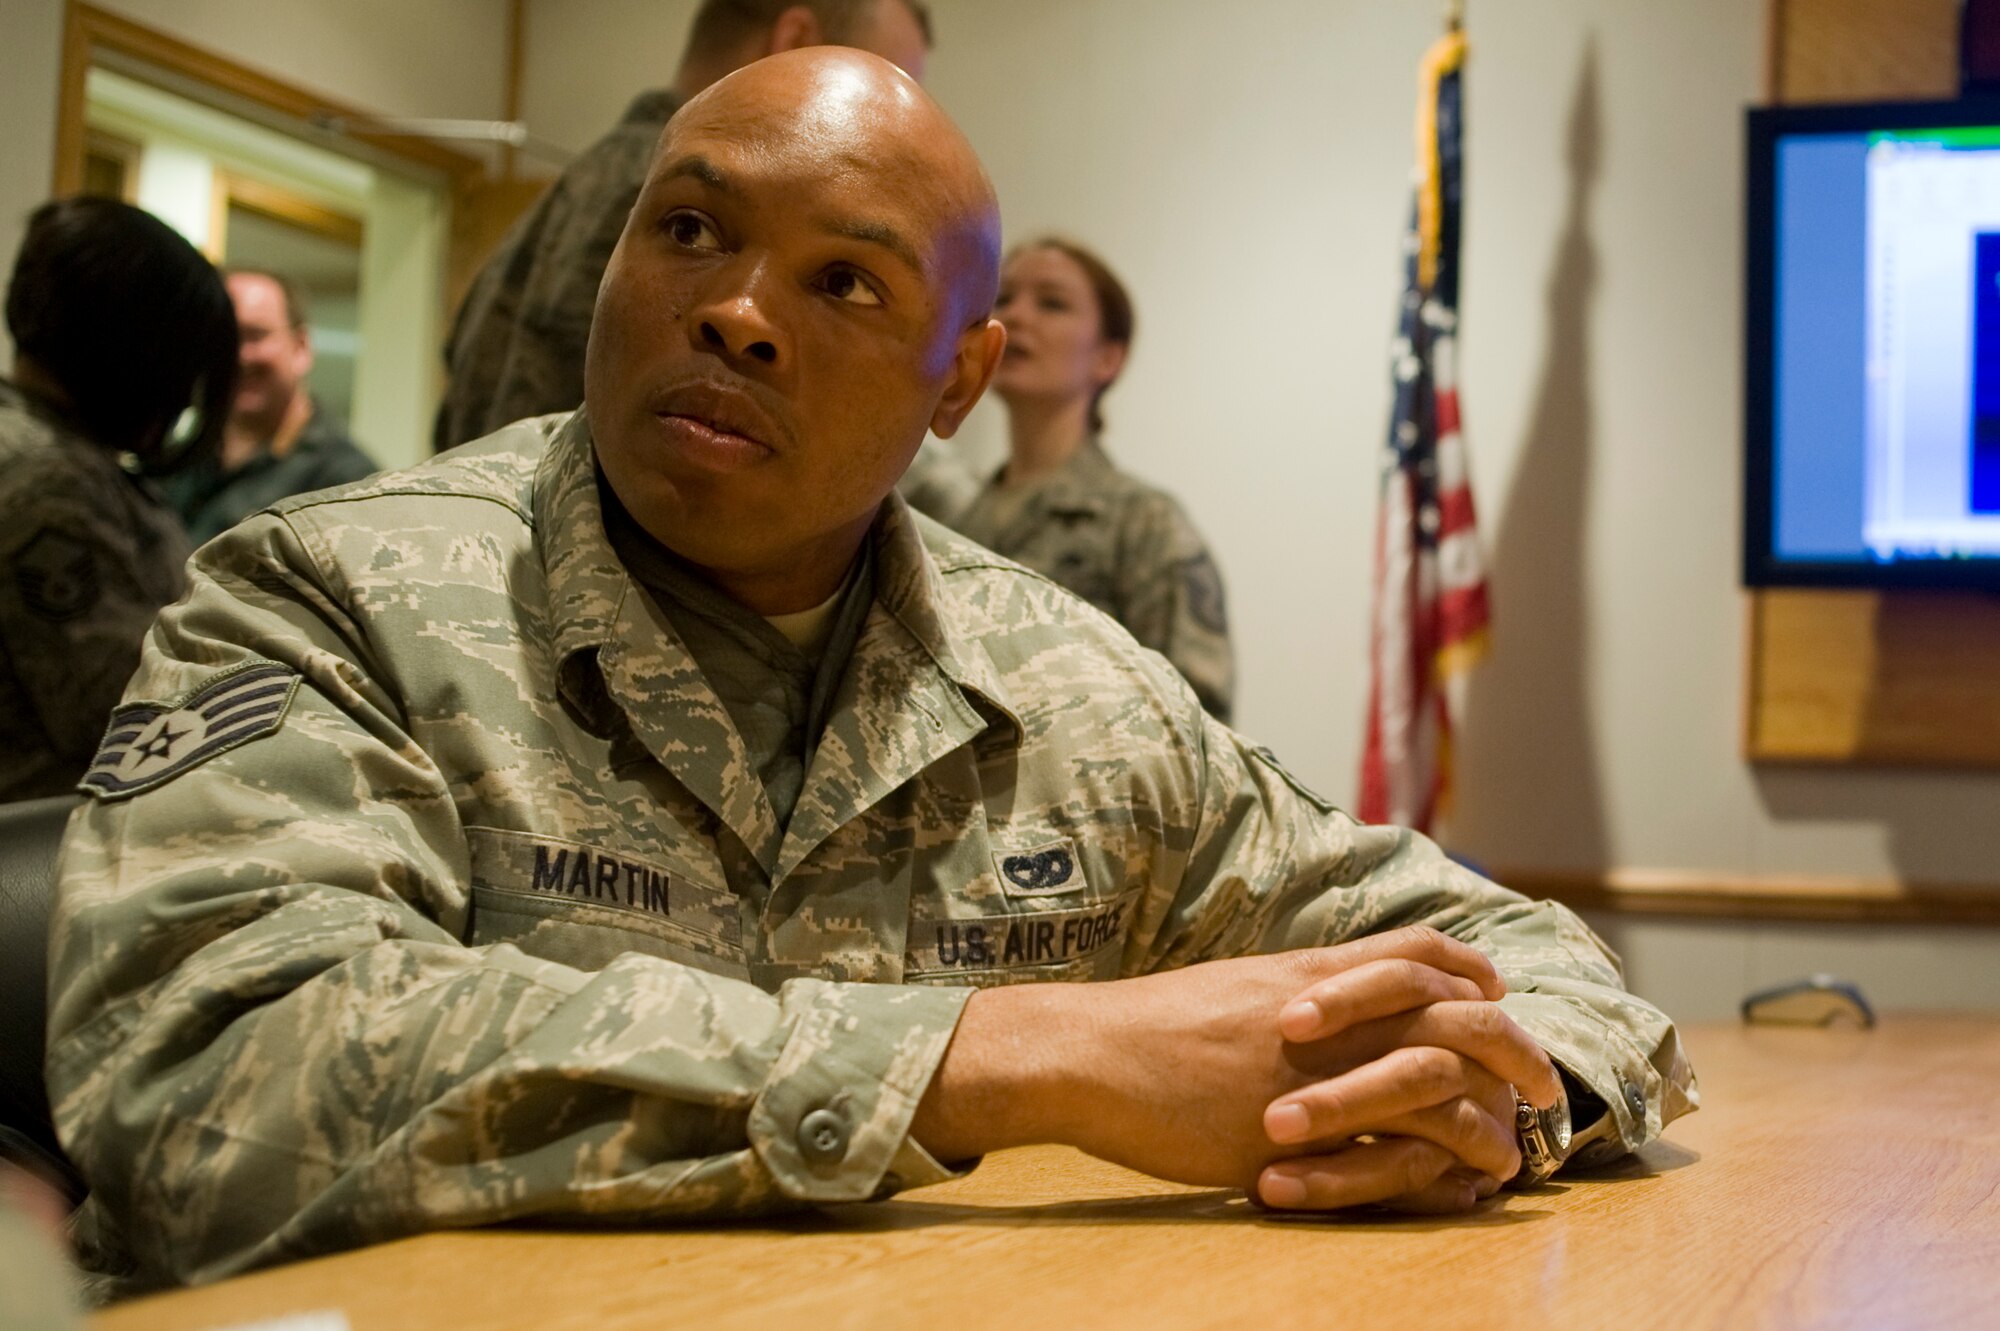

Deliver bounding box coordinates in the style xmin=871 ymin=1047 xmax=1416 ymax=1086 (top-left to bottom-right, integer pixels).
xmin=49 ymin=412 xmax=1695 ymax=1291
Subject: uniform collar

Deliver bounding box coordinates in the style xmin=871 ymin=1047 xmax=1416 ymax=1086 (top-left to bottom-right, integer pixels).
xmin=992 ymin=436 xmax=1117 ymax=519
xmin=533 ymin=411 xmax=634 ymax=735
xmin=869 ymin=492 xmax=1026 ymax=740
xmin=532 ymin=411 xmax=1025 ymax=877
xmin=241 ymin=395 xmax=337 ymax=467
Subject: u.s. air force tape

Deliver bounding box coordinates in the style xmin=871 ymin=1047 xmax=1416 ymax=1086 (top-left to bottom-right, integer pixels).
xmin=80 ymin=661 xmax=301 ymax=801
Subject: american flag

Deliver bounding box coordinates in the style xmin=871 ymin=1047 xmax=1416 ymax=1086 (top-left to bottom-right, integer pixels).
xmin=1358 ymin=25 xmax=1490 ymax=833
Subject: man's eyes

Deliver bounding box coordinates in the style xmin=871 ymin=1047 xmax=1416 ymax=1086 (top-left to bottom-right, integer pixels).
xmin=660 ymin=209 xmax=722 ymax=250
xmin=818 ymin=266 xmax=884 ymax=307
xmin=654 ymin=213 xmax=882 ymax=307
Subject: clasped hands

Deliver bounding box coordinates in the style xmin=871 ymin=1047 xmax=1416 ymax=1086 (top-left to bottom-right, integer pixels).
xmin=914 ymin=925 xmax=1562 ymax=1215
xmin=1251 ymin=926 xmax=1561 ymax=1212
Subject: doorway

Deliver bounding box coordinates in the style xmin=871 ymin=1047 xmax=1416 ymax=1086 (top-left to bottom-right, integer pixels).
xmin=53 ymin=3 xmax=483 ymax=472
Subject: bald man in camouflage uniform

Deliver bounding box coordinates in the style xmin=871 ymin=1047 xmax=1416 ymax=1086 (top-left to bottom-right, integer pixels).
xmin=50 ymin=52 xmax=1694 ymax=1294
xmin=435 ymin=0 xmax=934 ymax=450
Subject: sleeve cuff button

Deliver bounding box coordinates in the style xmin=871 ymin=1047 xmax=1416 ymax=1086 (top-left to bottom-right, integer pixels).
xmin=799 ymin=1107 xmax=851 ymax=1166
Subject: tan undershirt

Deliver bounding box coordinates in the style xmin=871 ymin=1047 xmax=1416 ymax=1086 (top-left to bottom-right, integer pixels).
xmin=762 ymin=572 xmax=853 ymax=661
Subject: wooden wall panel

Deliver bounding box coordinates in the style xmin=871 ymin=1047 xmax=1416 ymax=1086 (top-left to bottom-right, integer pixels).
xmin=1770 ymin=0 xmax=1958 ymax=102
xmin=1748 ymin=590 xmax=2000 ymax=763
xmin=1746 ymin=0 xmax=2000 ymax=767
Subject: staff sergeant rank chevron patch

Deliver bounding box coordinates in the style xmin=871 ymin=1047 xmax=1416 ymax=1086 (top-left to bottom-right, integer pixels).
xmin=80 ymin=661 xmax=301 ymax=801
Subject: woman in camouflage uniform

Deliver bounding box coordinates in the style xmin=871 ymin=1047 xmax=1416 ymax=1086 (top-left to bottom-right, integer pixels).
xmin=951 ymin=239 xmax=1235 ymax=722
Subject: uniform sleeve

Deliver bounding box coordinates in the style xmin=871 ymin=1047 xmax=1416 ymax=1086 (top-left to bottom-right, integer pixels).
xmin=436 ymin=194 xmax=549 ymax=450
xmin=480 ymin=176 xmax=631 ymax=433
xmin=0 ymin=490 xmax=186 ymax=777
xmin=1137 ymin=690 xmax=1697 ymax=1168
xmin=44 ymin=514 xmax=971 ymax=1290
xmin=1114 ymin=494 xmax=1236 ymax=724
xmin=446 ymin=142 xmax=642 ymax=445
xmin=438 ymin=164 xmax=615 ymax=446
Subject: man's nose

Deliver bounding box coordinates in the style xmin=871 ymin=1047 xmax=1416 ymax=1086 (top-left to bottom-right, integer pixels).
xmin=689 ymin=261 xmax=788 ymax=371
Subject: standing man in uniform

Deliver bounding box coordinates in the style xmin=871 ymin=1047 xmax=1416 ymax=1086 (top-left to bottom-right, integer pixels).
xmin=50 ymin=51 xmax=1694 ymax=1295
xmin=434 ymin=0 xmax=934 ymax=450
xmin=164 ymin=269 xmax=378 ymax=544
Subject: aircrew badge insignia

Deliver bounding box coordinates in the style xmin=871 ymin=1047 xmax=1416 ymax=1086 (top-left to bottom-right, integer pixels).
xmin=995 ymin=838 xmax=1083 ymax=897
xmin=80 ymin=661 xmax=301 ymax=801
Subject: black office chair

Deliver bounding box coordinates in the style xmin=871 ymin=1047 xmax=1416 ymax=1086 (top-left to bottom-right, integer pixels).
xmin=0 ymin=795 xmax=84 ymax=1197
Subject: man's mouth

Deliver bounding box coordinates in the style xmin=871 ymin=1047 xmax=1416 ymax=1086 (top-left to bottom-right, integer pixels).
xmin=648 ymin=382 xmax=787 ymax=472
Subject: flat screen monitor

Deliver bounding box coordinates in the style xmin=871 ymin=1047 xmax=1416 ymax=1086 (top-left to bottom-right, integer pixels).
xmin=1746 ymin=96 xmax=2000 ymax=588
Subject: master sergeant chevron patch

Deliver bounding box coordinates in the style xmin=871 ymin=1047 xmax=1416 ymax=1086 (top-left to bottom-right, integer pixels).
xmin=80 ymin=661 xmax=301 ymax=801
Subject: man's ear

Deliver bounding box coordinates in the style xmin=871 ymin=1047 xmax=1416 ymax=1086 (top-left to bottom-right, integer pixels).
xmin=930 ymin=318 xmax=1006 ymax=440
xmin=766 ymin=5 xmax=825 ymax=54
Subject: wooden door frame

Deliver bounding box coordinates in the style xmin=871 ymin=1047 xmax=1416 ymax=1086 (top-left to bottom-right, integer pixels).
xmin=216 ymin=172 xmax=367 ymax=254
xmin=52 ymin=1 xmax=483 ymax=198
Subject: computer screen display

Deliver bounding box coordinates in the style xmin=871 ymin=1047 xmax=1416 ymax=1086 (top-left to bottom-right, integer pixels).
xmin=1746 ymin=98 xmax=2000 ymax=587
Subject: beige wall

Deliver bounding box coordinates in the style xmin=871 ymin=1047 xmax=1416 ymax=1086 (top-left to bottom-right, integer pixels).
xmin=0 ymin=0 xmax=507 ymax=367
xmin=913 ymin=0 xmax=2000 ymax=1011
xmin=519 ymin=0 xmax=696 ymax=158
xmin=1585 ymin=910 xmax=2000 ymax=1024
xmin=93 ymin=0 xmax=509 ymax=125
xmin=917 ymin=0 xmax=2000 ymax=895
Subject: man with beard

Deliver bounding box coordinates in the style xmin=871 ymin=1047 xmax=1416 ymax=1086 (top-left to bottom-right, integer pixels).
xmin=165 ymin=269 xmax=376 ymax=543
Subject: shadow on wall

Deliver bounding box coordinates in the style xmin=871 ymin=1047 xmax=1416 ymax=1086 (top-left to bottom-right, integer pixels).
xmin=1454 ymin=38 xmax=1609 ymax=873
xmin=1753 ymin=764 xmax=2000 ymax=886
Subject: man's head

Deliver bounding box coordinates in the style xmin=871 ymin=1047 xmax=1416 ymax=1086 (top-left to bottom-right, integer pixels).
xmin=676 ymin=0 xmax=932 ymax=93
xmin=225 ymin=269 xmax=314 ymax=439
xmin=5 ymin=197 xmax=236 ymax=464
xmin=586 ymin=48 xmax=1004 ymax=613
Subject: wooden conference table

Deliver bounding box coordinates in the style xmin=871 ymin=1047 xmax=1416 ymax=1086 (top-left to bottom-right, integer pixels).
xmin=94 ymin=1016 xmax=2000 ymax=1331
